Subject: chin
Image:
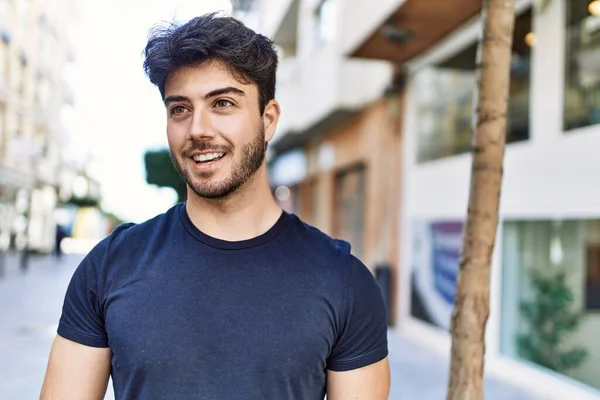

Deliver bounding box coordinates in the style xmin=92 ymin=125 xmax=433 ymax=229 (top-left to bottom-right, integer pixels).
xmin=187 ymin=178 xmax=238 ymax=200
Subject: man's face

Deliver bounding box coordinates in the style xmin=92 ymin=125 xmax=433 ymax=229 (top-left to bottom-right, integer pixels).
xmin=164 ymin=61 xmax=277 ymax=199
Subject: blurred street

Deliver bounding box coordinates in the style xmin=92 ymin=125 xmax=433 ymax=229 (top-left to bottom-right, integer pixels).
xmin=0 ymin=253 xmax=537 ymax=400
xmin=0 ymin=253 xmax=114 ymax=400
xmin=0 ymin=0 xmax=598 ymax=397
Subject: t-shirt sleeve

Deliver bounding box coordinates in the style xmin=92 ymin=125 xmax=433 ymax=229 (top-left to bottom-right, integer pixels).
xmin=57 ymin=240 xmax=109 ymax=348
xmin=327 ymin=255 xmax=389 ymax=372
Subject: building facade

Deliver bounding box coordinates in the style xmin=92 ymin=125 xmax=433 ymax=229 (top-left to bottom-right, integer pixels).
xmin=349 ymin=0 xmax=600 ymax=398
xmin=237 ymin=0 xmax=404 ymax=323
xmin=237 ymin=0 xmax=600 ymax=398
xmin=0 ymin=0 xmax=79 ymax=253
xmin=237 ymin=0 xmax=600 ymax=397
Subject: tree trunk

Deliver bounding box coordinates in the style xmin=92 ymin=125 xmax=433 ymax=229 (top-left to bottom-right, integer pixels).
xmin=447 ymin=1 xmax=516 ymax=399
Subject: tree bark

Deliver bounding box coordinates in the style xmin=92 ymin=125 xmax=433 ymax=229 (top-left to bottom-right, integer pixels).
xmin=447 ymin=1 xmax=516 ymax=399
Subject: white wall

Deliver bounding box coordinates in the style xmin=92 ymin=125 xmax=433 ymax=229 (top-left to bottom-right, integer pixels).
xmin=273 ymin=46 xmax=342 ymax=138
xmin=255 ymin=0 xmax=393 ymax=146
xmin=339 ymin=0 xmax=405 ymax=56
xmin=339 ymin=59 xmax=392 ymax=109
xmin=258 ymin=0 xmax=295 ymax=39
xmin=399 ymin=0 xmax=600 ymax=398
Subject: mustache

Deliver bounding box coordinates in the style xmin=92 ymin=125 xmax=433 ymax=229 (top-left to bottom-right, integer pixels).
xmin=181 ymin=142 xmax=232 ymax=158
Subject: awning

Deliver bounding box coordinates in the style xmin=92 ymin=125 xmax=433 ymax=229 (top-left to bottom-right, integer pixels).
xmin=350 ymin=0 xmax=482 ymax=64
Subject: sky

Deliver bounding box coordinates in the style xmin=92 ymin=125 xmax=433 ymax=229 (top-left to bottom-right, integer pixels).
xmin=65 ymin=0 xmax=234 ymax=223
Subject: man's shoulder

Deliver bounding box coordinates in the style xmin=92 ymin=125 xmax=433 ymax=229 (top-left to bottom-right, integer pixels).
xmin=107 ymin=203 xmax=182 ymax=244
xmin=76 ymin=204 xmax=183 ymax=285
xmin=287 ymin=213 xmax=352 ymax=264
xmin=86 ymin=203 xmax=182 ymax=265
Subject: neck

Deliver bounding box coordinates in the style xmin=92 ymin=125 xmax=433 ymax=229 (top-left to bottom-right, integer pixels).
xmin=185 ymin=166 xmax=282 ymax=242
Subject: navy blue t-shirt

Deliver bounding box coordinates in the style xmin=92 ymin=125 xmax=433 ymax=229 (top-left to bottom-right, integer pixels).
xmin=57 ymin=203 xmax=388 ymax=399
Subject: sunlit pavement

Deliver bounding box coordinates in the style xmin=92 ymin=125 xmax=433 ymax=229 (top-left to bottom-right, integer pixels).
xmin=386 ymin=330 xmax=539 ymax=399
xmin=0 ymin=253 xmax=538 ymax=400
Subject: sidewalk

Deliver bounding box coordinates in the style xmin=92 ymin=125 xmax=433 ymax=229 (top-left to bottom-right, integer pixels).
xmin=0 ymin=253 xmax=540 ymax=400
xmin=387 ymin=330 xmax=540 ymax=399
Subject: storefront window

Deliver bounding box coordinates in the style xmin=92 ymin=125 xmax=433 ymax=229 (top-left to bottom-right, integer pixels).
xmin=414 ymin=9 xmax=532 ymax=163
xmin=501 ymin=219 xmax=600 ymax=392
xmin=333 ymin=164 xmax=365 ymax=259
xmin=564 ymin=0 xmax=600 ymax=131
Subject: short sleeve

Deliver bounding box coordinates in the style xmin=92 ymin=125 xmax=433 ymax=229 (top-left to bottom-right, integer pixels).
xmin=327 ymin=256 xmax=389 ymax=371
xmin=57 ymin=240 xmax=109 ymax=348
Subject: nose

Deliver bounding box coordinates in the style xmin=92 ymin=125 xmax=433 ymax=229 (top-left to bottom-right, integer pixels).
xmin=188 ymin=109 xmax=216 ymax=140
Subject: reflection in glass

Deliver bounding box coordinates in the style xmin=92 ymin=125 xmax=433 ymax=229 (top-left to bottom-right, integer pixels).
xmin=414 ymin=9 xmax=532 ymax=163
xmin=564 ymin=0 xmax=600 ymax=131
xmin=501 ymin=219 xmax=600 ymax=392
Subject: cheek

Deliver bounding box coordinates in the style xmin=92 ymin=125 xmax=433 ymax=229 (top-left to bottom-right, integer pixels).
xmin=222 ymin=116 xmax=260 ymax=146
xmin=166 ymin=125 xmax=186 ymax=149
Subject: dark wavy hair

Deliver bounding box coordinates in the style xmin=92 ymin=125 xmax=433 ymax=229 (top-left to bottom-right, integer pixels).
xmin=143 ymin=12 xmax=278 ymax=114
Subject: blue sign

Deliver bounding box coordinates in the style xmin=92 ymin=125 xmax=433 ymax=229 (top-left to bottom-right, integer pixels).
xmin=411 ymin=220 xmax=464 ymax=330
xmin=431 ymin=222 xmax=463 ymax=304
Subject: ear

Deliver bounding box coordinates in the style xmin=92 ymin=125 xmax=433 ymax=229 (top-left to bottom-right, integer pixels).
xmin=262 ymin=99 xmax=280 ymax=143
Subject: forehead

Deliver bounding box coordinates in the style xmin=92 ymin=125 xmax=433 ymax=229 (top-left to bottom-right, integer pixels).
xmin=164 ymin=60 xmax=256 ymax=99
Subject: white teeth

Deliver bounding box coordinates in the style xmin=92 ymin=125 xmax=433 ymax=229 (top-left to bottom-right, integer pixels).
xmin=193 ymin=153 xmax=224 ymax=162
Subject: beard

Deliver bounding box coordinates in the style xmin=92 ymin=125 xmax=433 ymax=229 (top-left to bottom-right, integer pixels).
xmin=170 ymin=125 xmax=266 ymax=200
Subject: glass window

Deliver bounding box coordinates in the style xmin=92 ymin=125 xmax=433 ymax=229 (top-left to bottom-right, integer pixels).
xmin=501 ymin=219 xmax=600 ymax=392
xmin=333 ymin=164 xmax=365 ymax=259
xmin=564 ymin=0 xmax=600 ymax=131
xmin=315 ymin=0 xmax=336 ymax=44
xmin=19 ymin=58 xmax=26 ymax=97
xmin=414 ymin=9 xmax=532 ymax=163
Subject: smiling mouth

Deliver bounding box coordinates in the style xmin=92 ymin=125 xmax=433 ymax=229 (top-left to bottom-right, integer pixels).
xmin=192 ymin=152 xmax=226 ymax=165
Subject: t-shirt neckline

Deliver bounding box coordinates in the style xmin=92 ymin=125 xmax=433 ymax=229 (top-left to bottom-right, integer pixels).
xmin=178 ymin=203 xmax=290 ymax=250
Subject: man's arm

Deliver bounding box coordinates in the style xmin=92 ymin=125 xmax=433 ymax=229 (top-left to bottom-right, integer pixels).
xmin=326 ymin=254 xmax=390 ymax=398
xmin=40 ymin=335 xmax=111 ymax=400
xmin=327 ymin=357 xmax=391 ymax=399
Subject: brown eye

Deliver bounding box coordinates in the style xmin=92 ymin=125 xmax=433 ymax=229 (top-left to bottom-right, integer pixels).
xmin=171 ymin=105 xmax=187 ymax=115
xmin=215 ymin=99 xmax=233 ymax=108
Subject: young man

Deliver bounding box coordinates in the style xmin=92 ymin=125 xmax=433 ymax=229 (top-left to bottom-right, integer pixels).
xmin=41 ymin=13 xmax=390 ymax=400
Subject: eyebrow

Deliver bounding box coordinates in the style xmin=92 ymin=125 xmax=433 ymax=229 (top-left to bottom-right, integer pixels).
xmin=163 ymin=86 xmax=246 ymax=105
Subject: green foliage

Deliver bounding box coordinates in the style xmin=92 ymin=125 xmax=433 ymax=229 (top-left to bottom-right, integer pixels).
xmin=143 ymin=148 xmax=187 ymax=203
xmin=517 ymin=269 xmax=588 ymax=373
xmin=65 ymin=195 xmax=100 ymax=208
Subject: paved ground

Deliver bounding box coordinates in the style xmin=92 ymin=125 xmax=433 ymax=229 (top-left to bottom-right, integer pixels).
xmin=386 ymin=330 xmax=539 ymax=399
xmin=0 ymin=253 xmax=539 ymax=399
